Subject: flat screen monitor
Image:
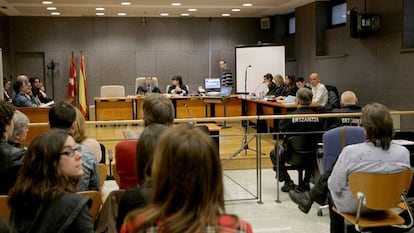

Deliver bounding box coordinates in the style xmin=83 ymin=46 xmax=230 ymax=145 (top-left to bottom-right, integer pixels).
xmin=205 ymin=78 xmax=221 ymax=91
xmin=331 ymin=3 xmax=346 ymax=26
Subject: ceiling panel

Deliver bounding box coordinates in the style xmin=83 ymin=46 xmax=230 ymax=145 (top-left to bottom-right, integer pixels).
xmin=0 ymin=0 xmax=317 ymax=17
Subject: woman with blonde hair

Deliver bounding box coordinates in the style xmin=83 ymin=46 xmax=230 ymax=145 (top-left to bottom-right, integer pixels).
xmin=72 ymin=107 xmax=102 ymax=162
xmin=121 ymin=124 xmax=252 ymax=233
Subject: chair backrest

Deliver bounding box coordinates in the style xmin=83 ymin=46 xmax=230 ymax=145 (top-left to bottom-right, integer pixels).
xmin=349 ymin=168 xmax=412 ymax=210
xmin=0 ymin=195 xmax=10 ymax=222
xmin=115 ymin=140 xmax=138 ymax=189
xmin=135 ymin=77 xmax=158 ymax=94
xmin=322 ymin=126 xmax=365 ymax=172
xmin=320 ymin=84 xmax=340 ymax=112
xmin=77 ymin=190 xmax=102 ymax=223
xmin=100 ymin=85 xmax=125 ymax=97
xmin=98 ymin=164 xmax=107 ymax=187
xmin=166 ymin=84 xmax=171 ymax=93
xmin=286 ymin=134 xmax=321 ymax=166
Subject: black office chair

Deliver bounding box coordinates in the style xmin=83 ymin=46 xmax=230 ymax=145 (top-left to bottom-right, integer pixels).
xmin=285 ymin=134 xmax=321 ymax=188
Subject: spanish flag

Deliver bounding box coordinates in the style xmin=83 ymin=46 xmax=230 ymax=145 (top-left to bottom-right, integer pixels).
xmin=68 ymin=51 xmax=77 ymax=103
xmin=78 ymin=51 xmax=88 ymax=119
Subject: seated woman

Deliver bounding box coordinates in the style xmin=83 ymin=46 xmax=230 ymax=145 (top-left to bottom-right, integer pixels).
xmin=272 ymin=74 xmax=285 ymax=97
xmin=73 ymin=107 xmax=102 ymax=162
xmin=121 ymin=124 xmax=252 ymax=233
xmin=116 ymin=123 xmax=168 ymax=232
xmin=167 ymin=75 xmax=189 ymax=95
xmin=8 ymin=129 xmax=93 ymax=233
xmin=328 ymin=103 xmax=410 ymax=232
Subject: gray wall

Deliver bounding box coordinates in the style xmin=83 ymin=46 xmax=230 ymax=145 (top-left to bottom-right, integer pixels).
xmin=290 ymin=0 xmax=414 ymax=129
xmin=4 ymin=17 xmax=269 ymax=103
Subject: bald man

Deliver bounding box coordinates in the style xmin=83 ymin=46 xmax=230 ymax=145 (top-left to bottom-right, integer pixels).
xmin=309 ymin=73 xmax=328 ymax=107
xmin=326 ymin=90 xmax=362 ymax=130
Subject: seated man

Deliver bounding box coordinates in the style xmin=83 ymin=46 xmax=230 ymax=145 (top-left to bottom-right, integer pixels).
xmin=0 ymin=101 xmax=26 ymax=194
xmin=309 ymin=73 xmax=328 ymax=107
xmin=270 ymin=88 xmax=323 ymax=192
xmin=289 ymin=91 xmax=362 ymax=214
xmin=12 ymin=75 xmax=38 ymax=107
xmin=136 ymin=77 xmax=161 ymax=94
xmin=328 ymin=103 xmax=410 ymax=232
xmin=325 ymin=90 xmax=362 ymax=130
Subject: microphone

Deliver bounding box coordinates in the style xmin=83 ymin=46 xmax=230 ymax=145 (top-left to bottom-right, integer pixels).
xmin=246 ymin=65 xmax=252 ymax=68
xmin=252 ymin=82 xmax=265 ymax=95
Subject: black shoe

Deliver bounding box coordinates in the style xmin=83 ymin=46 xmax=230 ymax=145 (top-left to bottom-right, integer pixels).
xmin=274 ymin=171 xmax=286 ymax=182
xmin=297 ymin=183 xmax=311 ymax=192
xmin=289 ymin=190 xmax=313 ymax=214
xmin=281 ymin=180 xmax=295 ymax=192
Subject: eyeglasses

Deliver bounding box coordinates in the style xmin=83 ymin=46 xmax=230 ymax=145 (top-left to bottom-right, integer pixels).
xmin=60 ymin=146 xmax=80 ymax=158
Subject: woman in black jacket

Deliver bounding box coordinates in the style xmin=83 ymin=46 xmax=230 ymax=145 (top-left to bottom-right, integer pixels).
xmin=8 ymin=129 xmax=93 ymax=233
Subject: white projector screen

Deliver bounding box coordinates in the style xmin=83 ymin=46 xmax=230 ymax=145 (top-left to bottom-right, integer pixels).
xmin=235 ymin=45 xmax=285 ymax=94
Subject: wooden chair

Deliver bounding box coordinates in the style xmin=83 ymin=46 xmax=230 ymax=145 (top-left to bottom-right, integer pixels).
xmin=78 ymin=191 xmax=102 ymax=223
xmin=332 ymin=168 xmax=414 ymax=232
xmin=98 ymin=164 xmax=107 ymax=187
xmin=0 ymin=195 xmax=10 ymax=222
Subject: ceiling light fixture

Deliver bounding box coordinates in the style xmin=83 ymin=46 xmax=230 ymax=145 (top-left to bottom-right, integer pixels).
xmin=222 ymin=13 xmax=230 ymax=17
xmin=171 ymin=2 xmax=181 ymax=6
xmin=242 ymin=3 xmax=253 ymax=7
xmin=117 ymin=12 xmax=127 ymax=16
xmin=42 ymin=1 xmax=53 ymax=5
xmin=121 ymin=2 xmax=131 ymax=6
xmin=96 ymin=12 xmax=105 ymax=16
xmin=160 ymin=13 xmax=169 ymax=16
xmin=50 ymin=12 xmax=60 ymax=15
xmin=188 ymin=8 xmax=197 ymax=12
xmin=232 ymin=9 xmax=240 ymax=12
xmin=181 ymin=13 xmax=190 ymax=16
xmin=46 ymin=7 xmax=56 ymax=10
xmin=96 ymin=7 xmax=105 ymax=11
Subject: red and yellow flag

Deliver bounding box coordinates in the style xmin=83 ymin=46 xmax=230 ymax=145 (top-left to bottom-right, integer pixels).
xmin=68 ymin=51 xmax=77 ymax=102
xmin=78 ymin=51 xmax=88 ymax=119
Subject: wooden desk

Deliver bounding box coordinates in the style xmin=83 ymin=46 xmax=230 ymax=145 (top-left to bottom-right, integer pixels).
xmin=94 ymin=97 xmax=135 ymax=121
xmin=17 ymin=107 xmax=50 ymax=145
xmin=241 ymin=97 xmax=320 ymax=132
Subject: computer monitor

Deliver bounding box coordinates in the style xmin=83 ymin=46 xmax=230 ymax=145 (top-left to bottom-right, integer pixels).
xmin=205 ymin=78 xmax=221 ymax=92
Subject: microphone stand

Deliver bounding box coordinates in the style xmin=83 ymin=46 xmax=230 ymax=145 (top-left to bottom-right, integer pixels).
xmin=223 ymin=65 xmax=264 ymax=165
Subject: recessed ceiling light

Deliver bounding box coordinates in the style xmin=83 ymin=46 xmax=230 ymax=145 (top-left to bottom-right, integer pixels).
xmin=96 ymin=7 xmax=105 ymax=11
xmin=42 ymin=1 xmax=53 ymax=5
xmin=222 ymin=13 xmax=230 ymax=17
xmin=242 ymin=3 xmax=253 ymax=7
xmin=171 ymin=2 xmax=181 ymax=6
xmin=188 ymin=8 xmax=197 ymax=12
xmin=160 ymin=13 xmax=169 ymax=16
xmin=50 ymin=12 xmax=60 ymax=15
xmin=46 ymin=7 xmax=56 ymax=10
xmin=232 ymin=9 xmax=240 ymax=12
xmin=121 ymin=2 xmax=131 ymax=6
xmin=96 ymin=12 xmax=105 ymax=16
xmin=181 ymin=13 xmax=190 ymax=16
xmin=117 ymin=12 xmax=127 ymax=16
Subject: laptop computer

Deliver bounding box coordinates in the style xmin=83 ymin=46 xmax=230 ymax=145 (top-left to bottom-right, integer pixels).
xmin=220 ymin=86 xmax=232 ymax=97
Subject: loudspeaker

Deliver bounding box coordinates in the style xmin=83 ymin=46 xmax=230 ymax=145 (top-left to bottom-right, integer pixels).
xmin=260 ymin=17 xmax=270 ymax=29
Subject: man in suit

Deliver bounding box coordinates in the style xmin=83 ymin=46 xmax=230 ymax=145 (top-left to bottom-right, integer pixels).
xmin=270 ymin=88 xmax=323 ymax=192
xmin=136 ymin=77 xmax=161 ymax=94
